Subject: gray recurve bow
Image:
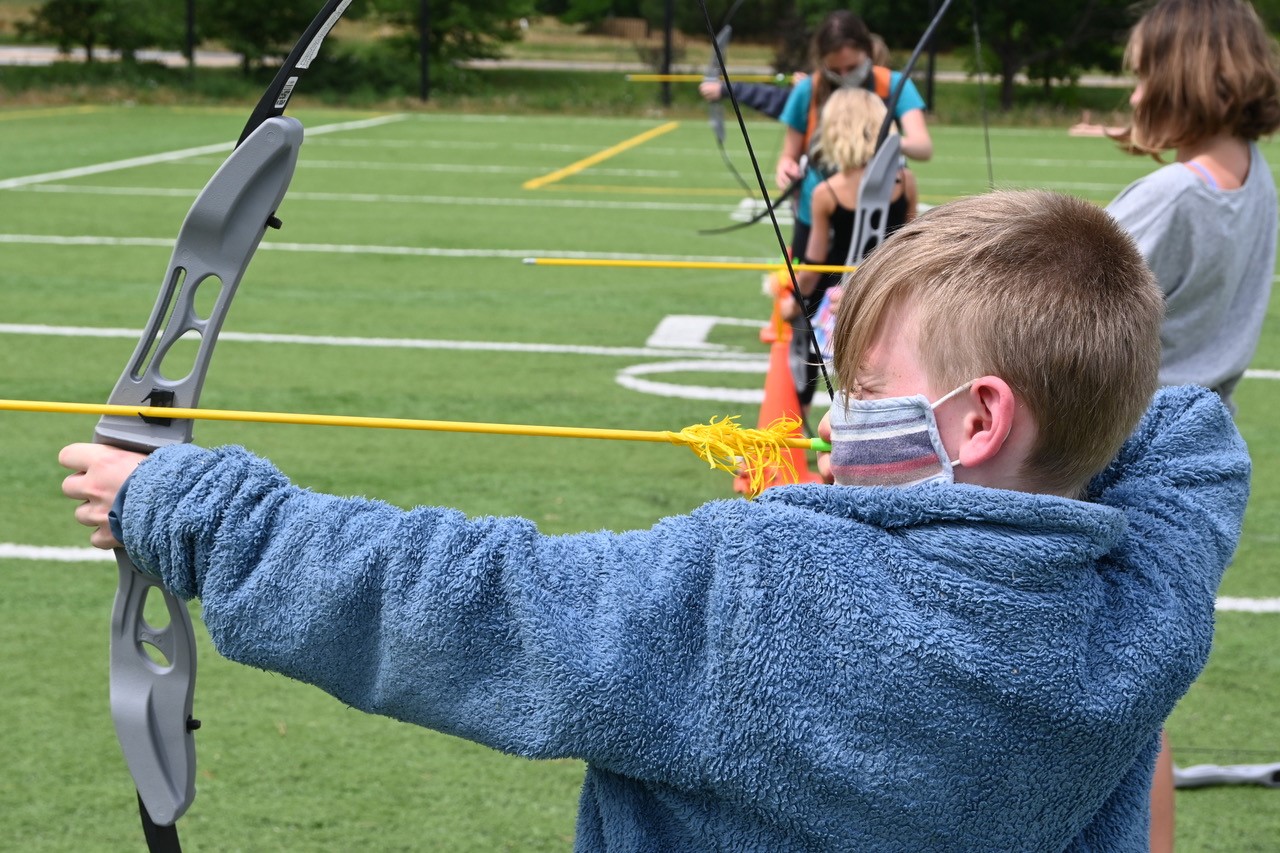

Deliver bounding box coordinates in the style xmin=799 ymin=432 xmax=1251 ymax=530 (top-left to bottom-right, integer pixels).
xmin=92 ymin=1 xmax=351 ymax=848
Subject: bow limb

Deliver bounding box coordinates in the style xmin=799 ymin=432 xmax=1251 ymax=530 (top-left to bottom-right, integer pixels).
xmin=705 ymin=24 xmax=753 ymax=197
xmin=95 ymin=1 xmax=351 ymax=847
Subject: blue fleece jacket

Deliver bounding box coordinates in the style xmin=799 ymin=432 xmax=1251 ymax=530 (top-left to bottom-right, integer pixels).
xmin=117 ymin=386 xmax=1249 ymax=851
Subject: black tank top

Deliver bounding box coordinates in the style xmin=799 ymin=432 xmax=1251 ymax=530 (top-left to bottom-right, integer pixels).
xmin=822 ymin=190 xmax=908 ymax=266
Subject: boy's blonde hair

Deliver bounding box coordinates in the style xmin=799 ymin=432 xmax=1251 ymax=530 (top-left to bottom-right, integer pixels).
xmin=1122 ymin=0 xmax=1280 ymax=153
xmin=832 ymin=191 xmax=1163 ymax=497
xmin=818 ymin=88 xmax=888 ymax=173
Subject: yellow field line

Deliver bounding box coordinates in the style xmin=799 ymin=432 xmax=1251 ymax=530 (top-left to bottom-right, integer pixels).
xmin=523 ymin=121 xmax=681 ymax=190
xmin=0 ymin=105 xmax=100 ymax=122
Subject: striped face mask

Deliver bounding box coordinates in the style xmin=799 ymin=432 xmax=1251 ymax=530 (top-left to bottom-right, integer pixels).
xmin=828 ymin=382 xmax=972 ymax=487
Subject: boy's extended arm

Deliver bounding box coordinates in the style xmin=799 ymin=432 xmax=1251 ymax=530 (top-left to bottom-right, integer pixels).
xmin=1088 ymin=386 xmax=1250 ymax=662
xmin=116 ymin=444 xmax=727 ymax=782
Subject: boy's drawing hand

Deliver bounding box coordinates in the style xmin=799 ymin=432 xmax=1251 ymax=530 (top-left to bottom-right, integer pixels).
xmin=816 ymin=412 xmax=834 ymax=484
xmin=59 ymin=443 xmax=146 ymax=549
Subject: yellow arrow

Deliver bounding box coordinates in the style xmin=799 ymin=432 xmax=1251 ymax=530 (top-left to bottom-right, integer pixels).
xmin=523 ymin=257 xmax=857 ymax=274
xmin=3 ymin=399 xmax=832 ymax=496
xmin=625 ymin=73 xmax=784 ymax=83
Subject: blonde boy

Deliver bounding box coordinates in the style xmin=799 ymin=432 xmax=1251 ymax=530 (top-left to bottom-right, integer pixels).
xmin=824 ymin=190 xmax=1163 ymax=497
xmin=62 ymin=191 xmax=1248 ymax=851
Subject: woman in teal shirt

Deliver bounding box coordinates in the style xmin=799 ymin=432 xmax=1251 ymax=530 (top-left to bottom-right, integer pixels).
xmin=775 ymin=10 xmax=932 ymax=259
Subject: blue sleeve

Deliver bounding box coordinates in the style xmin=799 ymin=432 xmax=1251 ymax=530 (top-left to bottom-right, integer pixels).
xmin=888 ymin=72 xmax=926 ymax=116
xmin=118 ymin=443 xmax=739 ymax=783
xmin=728 ymin=82 xmax=792 ymax=119
xmin=1087 ymin=385 xmax=1250 ymax=681
xmin=779 ymin=76 xmax=812 ymax=133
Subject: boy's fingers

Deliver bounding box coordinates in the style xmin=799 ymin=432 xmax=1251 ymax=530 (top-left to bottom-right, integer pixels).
xmin=817 ymin=412 xmax=832 ymax=443
xmin=58 ymin=442 xmax=102 ymax=472
xmin=62 ymin=471 xmax=85 ymax=500
xmin=72 ymin=500 xmax=102 ymax=528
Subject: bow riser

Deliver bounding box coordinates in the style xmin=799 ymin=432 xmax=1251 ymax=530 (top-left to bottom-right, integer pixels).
xmin=95 ymin=116 xmax=304 ymax=832
xmin=844 ymin=134 xmax=902 ymax=266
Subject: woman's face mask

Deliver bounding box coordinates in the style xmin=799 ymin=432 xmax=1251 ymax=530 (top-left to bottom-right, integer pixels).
xmin=827 ymin=382 xmax=972 ymax=487
xmin=822 ymin=56 xmax=872 ymax=90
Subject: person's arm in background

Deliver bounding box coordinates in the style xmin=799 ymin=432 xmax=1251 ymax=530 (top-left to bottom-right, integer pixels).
xmin=797 ymin=186 xmax=834 ymax=297
xmin=699 ymin=81 xmax=794 ymax=120
xmin=897 ymin=108 xmax=932 ymax=161
xmin=775 ymin=77 xmax=813 ymax=189
xmin=889 ymin=75 xmax=933 ymax=162
xmin=901 ymin=169 xmax=919 ymax=222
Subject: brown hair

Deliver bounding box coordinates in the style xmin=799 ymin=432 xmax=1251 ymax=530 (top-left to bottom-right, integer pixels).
xmin=1121 ymin=0 xmax=1280 ymax=153
xmin=869 ymin=33 xmax=891 ymax=68
xmin=832 ymin=191 xmax=1164 ymax=497
xmin=811 ymin=11 xmax=873 ymax=109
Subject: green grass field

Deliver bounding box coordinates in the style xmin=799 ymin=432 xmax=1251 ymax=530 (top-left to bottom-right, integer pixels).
xmin=1 ymin=103 xmax=1277 ymax=850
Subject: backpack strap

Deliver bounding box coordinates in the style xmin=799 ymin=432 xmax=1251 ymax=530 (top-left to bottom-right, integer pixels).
xmin=870 ymin=65 xmax=892 ymax=101
xmin=801 ymin=72 xmax=823 ymax=154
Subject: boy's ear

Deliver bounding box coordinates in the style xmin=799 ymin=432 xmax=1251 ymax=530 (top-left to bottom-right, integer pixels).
xmin=955 ymin=376 xmax=1016 ymax=468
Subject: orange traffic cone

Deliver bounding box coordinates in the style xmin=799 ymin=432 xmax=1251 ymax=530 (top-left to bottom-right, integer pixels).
xmin=758 ymin=271 xmax=794 ymax=345
xmin=734 ymin=335 xmax=824 ymax=494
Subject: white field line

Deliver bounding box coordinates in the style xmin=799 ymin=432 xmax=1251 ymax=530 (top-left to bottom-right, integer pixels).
xmin=13 ymin=183 xmax=740 ymax=213
xmin=0 ymin=115 xmax=407 ymax=190
xmin=1216 ymin=597 xmax=1280 ymax=613
xmin=181 ymin=158 xmax=682 ymax=178
xmin=0 ymin=323 xmax=768 ymax=361
xmin=308 ymin=138 xmax=719 ymax=157
xmin=0 ymin=233 xmax=776 ymax=264
xmin=1 ymin=543 xmax=1276 ymax=616
xmin=308 ymin=133 xmax=1259 ymax=173
xmin=406 ymin=113 xmax=762 ymax=127
xmin=924 ymin=176 xmax=1131 ymax=192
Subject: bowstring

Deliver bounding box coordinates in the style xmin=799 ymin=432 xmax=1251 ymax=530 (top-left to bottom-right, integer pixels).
xmin=696 ymin=0 xmax=835 ymax=401
xmin=971 ymin=0 xmax=996 ymax=190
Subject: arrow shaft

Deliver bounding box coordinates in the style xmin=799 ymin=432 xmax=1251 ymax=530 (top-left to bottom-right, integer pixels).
xmin=5 ymin=398 xmax=831 ymax=450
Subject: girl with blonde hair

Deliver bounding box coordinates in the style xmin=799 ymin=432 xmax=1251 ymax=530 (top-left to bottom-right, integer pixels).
xmin=789 ymin=87 xmax=916 ymax=411
xmin=796 ymin=87 xmax=915 ymax=299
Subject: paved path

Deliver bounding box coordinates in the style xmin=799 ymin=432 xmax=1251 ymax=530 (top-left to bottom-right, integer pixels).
xmin=0 ymin=45 xmax=241 ymax=68
xmin=0 ymin=45 xmax=1133 ymax=88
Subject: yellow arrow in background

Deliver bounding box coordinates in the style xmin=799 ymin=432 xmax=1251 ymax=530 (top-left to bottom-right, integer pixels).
xmin=523 ymin=257 xmax=857 ymax=274
xmin=625 ymin=73 xmax=784 ymax=83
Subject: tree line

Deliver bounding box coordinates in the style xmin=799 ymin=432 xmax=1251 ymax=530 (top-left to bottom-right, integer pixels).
xmin=18 ymin=0 xmax=1280 ymax=110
